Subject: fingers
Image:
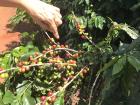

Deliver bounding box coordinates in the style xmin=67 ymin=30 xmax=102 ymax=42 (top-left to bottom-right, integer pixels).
xmin=42 ymin=10 xmax=62 ymax=38
xmin=55 ymin=12 xmax=62 ymax=19
xmin=45 ymin=9 xmax=62 ymax=26
xmin=51 ymin=5 xmax=60 ymax=12
xmin=50 ymin=5 xmax=62 ymax=19
xmin=30 ymin=1 xmax=62 ymax=39
xmin=40 ymin=18 xmax=59 ymax=39
xmin=49 ymin=20 xmax=59 ymax=39
xmin=36 ymin=13 xmax=62 ymax=39
xmin=54 ymin=16 xmax=62 ymax=26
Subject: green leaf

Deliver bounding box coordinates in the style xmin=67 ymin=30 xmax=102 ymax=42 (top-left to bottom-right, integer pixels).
xmin=16 ymin=81 xmax=36 ymax=105
xmin=54 ymin=91 xmax=64 ymax=105
xmin=112 ymin=56 xmax=126 ymax=75
xmin=0 ymin=90 xmax=4 ymax=105
xmin=97 ymin=56 xmax=120 ymax=74
xmin=121 ymin=24 xmax=139 ymax=39
xmin=21 ymin=32 xmax=29 ymax=38
xmin=12 ymin=46 xmax=28 ymax=58
xmin=11 ymin=99 xmax=20 ymax=105
xmin=85 ymin=0 xmax=90 ymax=5
xmin=20 ymin=52 xmax=35 ymax=61
xmin=22 ymin=92 xmax=36 ymax=105
xmin=0 ymin=54 xmax=12 ymax=69
xmin=94 ymin=16 xmax=105 ymax=30
xmin=128 ymin=56 xmax=140 ymax=72
xmin=2 ymin=90 xmax=15 ymax=104
xmin=16 ymin=82 xmax=29 ymax=94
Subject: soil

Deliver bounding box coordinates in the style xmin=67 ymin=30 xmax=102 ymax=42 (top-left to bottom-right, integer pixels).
xmin=0 ymin=7 xmax=20 ymax=52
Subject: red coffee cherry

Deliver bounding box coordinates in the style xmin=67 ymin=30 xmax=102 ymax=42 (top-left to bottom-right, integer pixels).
xmin=41 ymin=96 xmax=46 ymax=101
xmin=19 ymin=67 xmax=26 ymax=73
xmin=47 ymin=91 xmax=53 ymax=97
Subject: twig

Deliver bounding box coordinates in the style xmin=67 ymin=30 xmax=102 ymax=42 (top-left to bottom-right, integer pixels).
xmin=56 ymin=48 xmax=78 ymax=53
xmin=44 ymin=32 xmax=57 ymax=45
xmin=0 ymin=63 xmax=76 ymax=74
xmin=62 ymin=66 xmax=87 ymax=90
xmin=88 ymin=73 xmax=101 ymax=105
xmin=0 ymin=67 xmax=18 ymax=74
xmin=52 ymin=66 xmax=87 ymax=96
xmin=35 ymin=47 xmax=78 ymax=60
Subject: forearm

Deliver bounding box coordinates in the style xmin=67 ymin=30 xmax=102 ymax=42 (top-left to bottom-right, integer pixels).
xmin=0 ymin=0 xmax=27 ymax=8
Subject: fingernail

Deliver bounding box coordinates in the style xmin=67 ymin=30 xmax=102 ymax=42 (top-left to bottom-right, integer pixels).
xmin=53 ymin=32 xmax=59 ymax=39
xmin=56 ymin=35 xmax=59 ymax=39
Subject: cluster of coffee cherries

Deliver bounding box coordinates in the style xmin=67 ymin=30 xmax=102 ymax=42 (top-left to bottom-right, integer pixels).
xmin=0 ymin=67 xmax=9 ymax=84
xmin=0 ymin=42 xmax=90 ymax=105
xmin=15 ymin=43 xmax=80 ymax=97
xmin=75 ymin=20 xmax=92 ymax=41
xmin=15 ymin=44 xmax=79 ymax=81
xmin=3 ymin=41 xmax=90 ymax=105
xmin=40 ymin=91 xmax=56 ymax=105
xmin=17 ymin=62 xmax=30 ymax=73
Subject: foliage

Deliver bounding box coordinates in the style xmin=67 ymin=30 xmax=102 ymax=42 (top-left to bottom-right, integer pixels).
xmin=0 ymin=0 xmax=140 ymax=105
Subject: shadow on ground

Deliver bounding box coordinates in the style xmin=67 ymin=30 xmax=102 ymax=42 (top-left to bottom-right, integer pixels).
xmin=5 ymin=22 xmax=38 ymax=50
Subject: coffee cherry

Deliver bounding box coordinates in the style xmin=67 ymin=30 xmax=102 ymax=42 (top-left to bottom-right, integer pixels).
xmin=73 ymin=53 xmax=79 ymax=58
xmin=4 ymin=73 xmax=9 ymax=78
xmin=19 ymin=67 xmax=26 ymax=73
xmin=33 ymin=59 xmax=38 ymax=64
xmin=48 ymin=95 xmax=56 ymax=103
xmin=69 ymin=60 xmax=76 ymax=64
xmin=0 ymin=77 xmax=5 ymax=84
xmin=58 ymin=86 xmax=63 ymax=91
xmin=65 ymin=45 xmax=69 ymax=48
xmin=52 ymin=45 xmax=57 ymax=49
xmin=41 ymin=96 xmax=46 ymax=101
xmin=68 ymin=75 xmax=74 ymax=79
xmin=82 ymin=69 xmax=88 ymax=75
xmin=28 ymin=56 xmax=33 ymax=61
xmin=42 ymin=50 xmax=47 ymax=55
xmin=81 ymin=35 xmax=86 ymax=39
xmin=17 ymin=62 xmax=24 ymax=67
xmin=50 ymin=38 xmax=55 ymax=42
xmin=0 ymin=73 xmax=9 ymax=78
xmin=47 ymin=91 xmax=53 ymax=97
xmin=62 ymin=77 xmax=67 ymax=82
xmin=38 ymin=61 xmax=43 ymax=65
xmin=50 ymin=95 xmax=56 ymax=103
xmin=34 ymin=52 xmax=39 ymax=56
xmin=67 ymin=65 xmax=71 ymax=69
xmin=60 ymin=45 xmax=65 ymax=48
xmin=65 ymin=53 xmax=70 ymax=58
xmin=25 ymin=61 xmax=29 ymax=65
xmin=49 ymin=52 xmax=53 ymax=56
xmin=25 ymin=66 xmax=30 ymax=71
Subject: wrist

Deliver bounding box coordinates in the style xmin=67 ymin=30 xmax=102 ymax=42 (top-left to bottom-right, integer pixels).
xmin=19 ymin=0 xmax=40 ymax=12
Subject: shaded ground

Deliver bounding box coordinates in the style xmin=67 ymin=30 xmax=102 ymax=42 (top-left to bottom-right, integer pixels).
xmin=0 ymin=7 xmax=37 ymax=52
xmin=0 ymin=7 xmax=20 ymax=52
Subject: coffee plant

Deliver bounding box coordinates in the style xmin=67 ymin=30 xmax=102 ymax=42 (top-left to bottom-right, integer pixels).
xmin=1 ymin=0 xmax=140 ymax=105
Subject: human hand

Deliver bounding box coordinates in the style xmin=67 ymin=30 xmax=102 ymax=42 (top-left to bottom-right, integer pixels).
xmin=21 ymin=0 xmax=62 ymax=39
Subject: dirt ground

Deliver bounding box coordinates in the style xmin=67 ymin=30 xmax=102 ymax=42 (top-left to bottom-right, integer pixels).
xmin=0 ymin=7 xmax=20 ymax=52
